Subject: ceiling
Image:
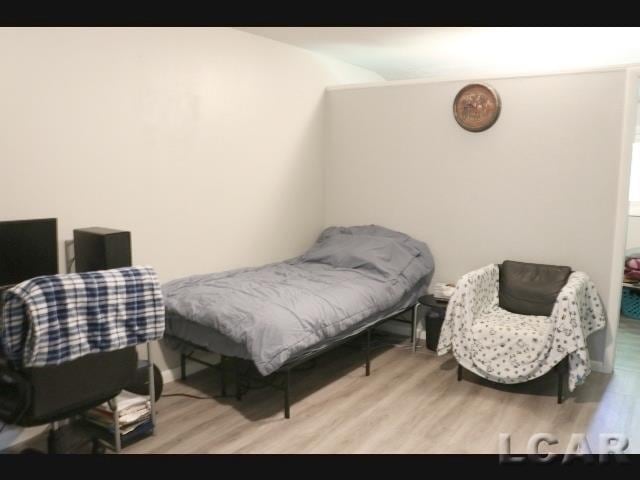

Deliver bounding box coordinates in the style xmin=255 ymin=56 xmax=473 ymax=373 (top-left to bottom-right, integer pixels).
xmin=238 ymin=27 xmax=640 ymax=81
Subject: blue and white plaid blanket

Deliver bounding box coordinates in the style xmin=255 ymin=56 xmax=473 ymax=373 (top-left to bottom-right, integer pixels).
xmin=0 ymin=266 xmax=165 ymax=367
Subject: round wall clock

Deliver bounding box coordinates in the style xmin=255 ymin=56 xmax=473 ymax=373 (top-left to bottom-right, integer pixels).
xmin=453 ymin=83 xmax=501 ymax=132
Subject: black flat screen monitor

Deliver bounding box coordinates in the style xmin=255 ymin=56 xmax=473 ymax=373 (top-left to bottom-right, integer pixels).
xmin=0 ymin=218 xmax=58 ymax=288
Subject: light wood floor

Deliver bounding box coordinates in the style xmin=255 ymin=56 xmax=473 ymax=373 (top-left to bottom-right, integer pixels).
xmin=117 ymin=324 xmax=640 ymax=454
xmin=17 ymin=320 xmax=640 ymax=454
xmin=614 ymin=315 xmax=640 ymax=372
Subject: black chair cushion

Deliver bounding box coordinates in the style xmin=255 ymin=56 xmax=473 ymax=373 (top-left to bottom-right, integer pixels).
xmin=498 ymin=260 xmax=572 ymax=316
xmin=19 ymin=347 xmax=138 ymax=426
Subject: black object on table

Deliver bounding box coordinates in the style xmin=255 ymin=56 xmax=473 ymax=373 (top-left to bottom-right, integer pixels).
xmin=418 ymin=294 xmax=450 ymax=352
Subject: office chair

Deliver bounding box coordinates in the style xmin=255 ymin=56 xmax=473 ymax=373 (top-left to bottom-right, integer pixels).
xmin=0 ymin=347 xmax=138 ymax=453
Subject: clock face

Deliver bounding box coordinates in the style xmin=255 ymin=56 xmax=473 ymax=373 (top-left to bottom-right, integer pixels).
xmin=453 ymin=83 xmax=501 ymax=132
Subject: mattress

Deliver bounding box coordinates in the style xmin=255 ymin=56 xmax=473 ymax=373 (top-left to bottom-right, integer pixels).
xmin=162 ymin=225 xmax=434 ymax=375
xmin=165 ymin=280 xmax=425 ymax=363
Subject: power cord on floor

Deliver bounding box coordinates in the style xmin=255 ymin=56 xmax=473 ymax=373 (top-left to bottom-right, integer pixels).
xmin=161 ymin=393 xmax=212 ymax=400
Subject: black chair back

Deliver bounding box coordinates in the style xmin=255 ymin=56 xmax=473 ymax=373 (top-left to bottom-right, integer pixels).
xmin=498 ymin=260 xmax=572 ymax=316
xmin=0 ymin=347 xmax=137 ymax=427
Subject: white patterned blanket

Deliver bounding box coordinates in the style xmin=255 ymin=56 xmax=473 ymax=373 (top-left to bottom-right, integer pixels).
xmin=437 ymin=264 xmax=606 ymax=391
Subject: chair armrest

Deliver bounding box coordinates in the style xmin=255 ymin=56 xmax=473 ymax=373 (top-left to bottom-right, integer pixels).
xmin=545 ymin=271 xmax=606 ymax=390
xmin=549 ymin=271 xmax=605 ymax=343
xmin=453 ymin=264 xmax=500 ymax=317
xmin=550 ymin=271 xmax=591 ymax=320
xmin=437 ymin=264 xmax=499 ymax=355
xmin=554 ymin=271 xmax=587 ymax=299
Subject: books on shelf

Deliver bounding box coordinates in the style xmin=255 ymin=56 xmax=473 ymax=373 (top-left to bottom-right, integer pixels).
xmin=85 ymin=390 xmax=152 ymax=436
xmin=121 ymin=419 xmax=154 ymax=444
xmin=85 ymin=411 xmax=151 ymax=435
xmin=104 ymin=390 xmax=149 ymax=411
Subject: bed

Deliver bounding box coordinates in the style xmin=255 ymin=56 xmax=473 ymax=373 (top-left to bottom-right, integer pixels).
xmin=162 ymin=225 xmax=434 ymax=417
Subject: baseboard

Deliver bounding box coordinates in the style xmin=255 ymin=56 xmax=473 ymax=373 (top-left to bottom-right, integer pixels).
xmin=590 ymin=360 xmax=608 ymax=373
xmin=160 ymin=360 xmax=211 ymax=384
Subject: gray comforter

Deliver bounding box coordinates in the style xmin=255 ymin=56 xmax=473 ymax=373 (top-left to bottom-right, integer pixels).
xmin=162 ymin=225 xmax=434 ymax=375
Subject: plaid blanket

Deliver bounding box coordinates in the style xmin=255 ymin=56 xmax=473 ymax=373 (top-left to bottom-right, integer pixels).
xmin=0 ymin=266 xmax=165 ymax=367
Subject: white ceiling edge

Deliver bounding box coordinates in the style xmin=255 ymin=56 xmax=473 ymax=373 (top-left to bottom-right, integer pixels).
xmin=238 ymin=27 xmax=640 ymax=82
xmin=325 ymin=63 xmax=640 ymax=91
xmin=235 ymin=27 xmax=384 ymax=82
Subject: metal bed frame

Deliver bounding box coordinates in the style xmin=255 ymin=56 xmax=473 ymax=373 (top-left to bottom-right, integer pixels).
xmin=175 ymin=303 xmax=420 ymax=419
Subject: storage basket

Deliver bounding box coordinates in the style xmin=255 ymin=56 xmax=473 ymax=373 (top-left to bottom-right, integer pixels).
xmin=621 ymin=287 xmax=640 ymax=320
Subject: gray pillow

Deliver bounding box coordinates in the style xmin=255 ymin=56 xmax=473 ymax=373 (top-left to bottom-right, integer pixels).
xmin=498 ymin=260 xmax=572 ymax=316
xmin=301 ymin=233 xmax=418 ymax=278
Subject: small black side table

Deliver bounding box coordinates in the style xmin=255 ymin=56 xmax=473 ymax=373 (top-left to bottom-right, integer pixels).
xmin=418 ymin=294 xmax=450 ymax=352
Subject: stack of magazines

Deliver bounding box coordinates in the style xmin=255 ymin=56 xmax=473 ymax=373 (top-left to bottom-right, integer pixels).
xmin=85 ymin=390 xmax=151 ymax=435
xmin=432 ymin=282 xmax=455 ymax=300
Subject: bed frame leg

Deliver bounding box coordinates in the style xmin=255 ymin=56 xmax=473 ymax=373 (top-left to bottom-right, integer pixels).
xmin=412 ymin=303 xmax=419 ymax=352
xmin=235 ymin=358 xmax=242 ymax=401
xmin=180 ymin=353 xmax=187 ymax=381
xmin=365 ymin=328 xmax=371 ymax=376
xmin=457 ymin=363 xmax=463 ymax=381
xmin=220 ymin=355 xmax=227 ymax=397
xmin=556 ymin=359 xmax=565 ymax=404
xmin=284 ymin=368 xmax=291 ymax=419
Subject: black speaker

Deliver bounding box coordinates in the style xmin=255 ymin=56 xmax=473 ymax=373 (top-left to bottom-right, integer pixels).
xmin=125 ymin=361 xmax=163 ymax=400
xmin=73 ymin=227 xmax=132 ymax=273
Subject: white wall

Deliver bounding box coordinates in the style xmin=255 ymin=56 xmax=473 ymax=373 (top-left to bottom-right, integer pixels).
xmin=326 ymin=70 xmax=627 ymax=367
xmin=0 ymin=27 xmax=381 ymax=368
xmin=0 ymin=27 xmax=381 ymax=450
xmin=627 ymin=216 xmax=640 ymax=250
